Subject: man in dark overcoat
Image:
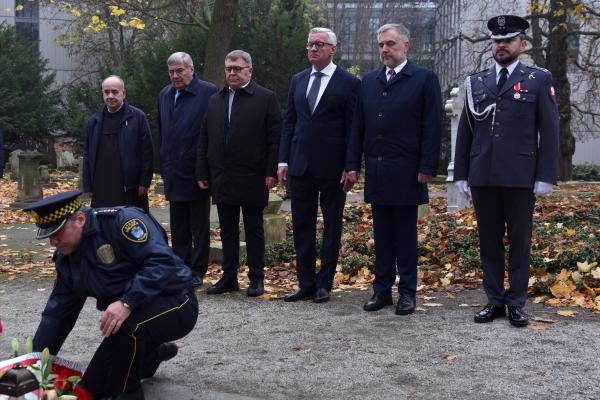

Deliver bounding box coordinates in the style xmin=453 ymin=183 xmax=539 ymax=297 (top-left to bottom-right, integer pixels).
xmin=454 ymin=15 xmax=559 ymax=327
xmin=278 ymin=27 xmax=360 ymax=304
xmin=196 ymin=50 xmax=281 ymax=296
xmin=157 ymin=52 xmax=218 ymax=287
xmin=83 ymin=75 xmax=153 ymax=213
xmin=347 ymin=23 xmax=442 ymax=314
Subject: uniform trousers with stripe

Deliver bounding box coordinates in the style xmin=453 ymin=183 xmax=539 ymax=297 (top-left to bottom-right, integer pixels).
xmin=81 ymin=290 xmax=198 ymax=398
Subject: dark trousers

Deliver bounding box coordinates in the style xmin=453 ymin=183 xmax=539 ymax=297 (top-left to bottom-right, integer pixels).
xmin=471 ymin=187 xmax=535 ymax=308
xmin=82 ymin=291 xmax=198 ymax=398
xmin=169 ymin=198 xmax=211 ymax=277
xmin=371 ymin=204 xmax=418 ymax=296
xmin=289 ymin=172 xmax=346 ymax=291
xmin=216 ymin=203 xmax=265 ymax=281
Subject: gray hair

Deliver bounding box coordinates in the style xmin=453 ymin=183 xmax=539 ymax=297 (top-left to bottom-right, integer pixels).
xmin=167 ymin=51 xmax=194 ymax=67
xmin=377 ymin=23 xmax=410 ymax=41
xmin=308 ymin=27 xmax=337 ymax=45
xmin=225 ymin=50 xmax=252 ymax=67
xmin=102 ymin=75 xmax=125 ymax=90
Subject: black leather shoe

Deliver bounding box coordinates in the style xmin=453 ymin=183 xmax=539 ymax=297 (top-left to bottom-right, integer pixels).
xmin=284 ymin=288 xmax=315 ymax=302
xmin=507 ymin=306 xmax=529 ymax=327
xmin=395 ymin=293 xmax=416 ymax=315
xmin=141 ymin=342 xmax=178 ymax=379
xmin=247 ymin=279 xmax=264 ymax=297
xmin=313 ymin=288 xmax=330 ymax=303
xmin=206 ymin=275 xmax=240 ymax=295
xmin=474 ymin=304 xmax=506 ymax=323
xmin=363 ymin=292 xmax=393 ymax=311
xmin=191 ymin=275 xmax=203 ymax=287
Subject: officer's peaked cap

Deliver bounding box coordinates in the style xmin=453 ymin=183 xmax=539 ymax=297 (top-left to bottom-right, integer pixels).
xmin=488 ymin=15 xmax=529 ymax=40
xmin=23 ymin=190 xmax=82 ymax=239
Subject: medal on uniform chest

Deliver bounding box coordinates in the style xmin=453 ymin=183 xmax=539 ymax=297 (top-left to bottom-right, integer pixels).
xmin=513 ymin=82 xmax=521 ymax=99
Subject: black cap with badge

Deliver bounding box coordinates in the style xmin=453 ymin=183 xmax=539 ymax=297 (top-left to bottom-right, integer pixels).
xmin=487 ymin=15 xmax=530 ymax=40
xmin=23 ymin=190 xmax=82 ymax=239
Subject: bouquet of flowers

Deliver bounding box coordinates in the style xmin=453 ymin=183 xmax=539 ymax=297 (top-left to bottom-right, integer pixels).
xmin=0 ymin=349 xmax=92 ymax=400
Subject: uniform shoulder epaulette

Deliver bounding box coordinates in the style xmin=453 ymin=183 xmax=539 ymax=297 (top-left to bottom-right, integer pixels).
xmin=94 ymin=208 xmax=119 ymax=216
xmin=528 ymin=65 xmax=550 ymax=73
xmin=468 ymin=69 xmax=487 ymax=77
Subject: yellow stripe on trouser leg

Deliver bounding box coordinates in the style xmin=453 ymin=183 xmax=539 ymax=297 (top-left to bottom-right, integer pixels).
xmin=122 ymin=295 xmax=190 ymax=391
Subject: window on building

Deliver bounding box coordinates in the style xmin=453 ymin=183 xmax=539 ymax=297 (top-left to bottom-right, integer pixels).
xmin=15 ymin=0 xmax=40 ymax=46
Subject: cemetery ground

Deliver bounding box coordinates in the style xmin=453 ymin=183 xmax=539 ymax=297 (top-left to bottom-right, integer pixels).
xmin=0 ymin=173 xmax=599 ymax=399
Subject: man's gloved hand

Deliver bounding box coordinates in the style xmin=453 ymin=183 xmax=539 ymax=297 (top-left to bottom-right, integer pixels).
xmin=455 ymin=180 xmax=470 ymax=200
xmin=533 ymin=181 xmax=553 ymax=196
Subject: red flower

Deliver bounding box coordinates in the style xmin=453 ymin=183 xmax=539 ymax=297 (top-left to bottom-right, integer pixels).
xmin=54 ymin=373 xmax=72 ymax=391
xmin=73 ymin=385 xmax=94 ymax=400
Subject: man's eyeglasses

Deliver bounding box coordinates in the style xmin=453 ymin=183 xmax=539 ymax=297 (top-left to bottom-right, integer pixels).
xmin=306 ymin=41 xmax=333 ymax=50
xmin=168 ymin=68 xmax=188 ymax=76
xmin=225 ymin=66 xmax=250 ymax=73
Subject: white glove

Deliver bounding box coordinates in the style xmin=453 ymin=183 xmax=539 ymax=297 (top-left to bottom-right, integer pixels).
xmin=533 ymin=181 xmax=553 ymax=196
xmin=455 ymin=180 xmax=470 ymax=200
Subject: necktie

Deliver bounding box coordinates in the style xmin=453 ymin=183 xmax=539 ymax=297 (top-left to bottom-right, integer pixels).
xmin=307 ymin=71 xmax=323 ymax=113
xmin=387 ymin=69 xmax=396 ymax=81
xmin=174 ymin=90 xmax=182 ymax=105
xmin=497 ymin=68 xmax=508 ymax=92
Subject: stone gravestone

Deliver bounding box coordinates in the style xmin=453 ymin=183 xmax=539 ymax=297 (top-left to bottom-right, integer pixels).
xmin=52 ymin=131 xmax=78 ymax=168
xmin=210 ymin=193 xmax=287 ymax=264
xmin=39 ymin=165 xmax=50 ymax=183
xmin=8 ymin=150 xmax=23 ymax=180
xmin=445 ymin=86 xmax=471 ymax=212
xmin=11 ymin=151 xmax=43 ymax=208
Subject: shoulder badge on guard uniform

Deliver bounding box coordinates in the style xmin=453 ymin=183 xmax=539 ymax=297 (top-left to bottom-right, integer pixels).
xmin=121 ymin=218 xmax=149 ymax=243
xmin=96 ymin=244 xmax=115 ymax=264
xmin=95 ymin=208 xmax=119 ymax=216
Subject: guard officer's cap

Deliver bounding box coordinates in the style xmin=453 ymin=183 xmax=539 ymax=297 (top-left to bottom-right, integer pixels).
xmin=23 ymin=190 xmax=82 ymax=239
xmin=487 ymin=15 xmax=529 ymax=40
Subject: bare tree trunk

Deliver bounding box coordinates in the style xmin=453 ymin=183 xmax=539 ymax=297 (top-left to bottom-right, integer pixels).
xmin=203 ymin=0 xmax=238 ymax=86
xmin=547 ymin=0 xmax=574 ymax=181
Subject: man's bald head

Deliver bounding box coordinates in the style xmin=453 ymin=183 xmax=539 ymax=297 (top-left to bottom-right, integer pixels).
xmin=101 ymin=75 xmax=126 ymax=112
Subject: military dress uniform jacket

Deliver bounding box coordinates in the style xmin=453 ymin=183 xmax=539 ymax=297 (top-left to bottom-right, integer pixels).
xmin=454 ymin=62 xmax=560 ymax=187
xmin=32 ymin=207 xmax=193 ymax=354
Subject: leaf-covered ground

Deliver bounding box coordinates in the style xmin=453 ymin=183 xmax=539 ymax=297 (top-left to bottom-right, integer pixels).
xmin=1 ymin=174 xmax=598 ymax=311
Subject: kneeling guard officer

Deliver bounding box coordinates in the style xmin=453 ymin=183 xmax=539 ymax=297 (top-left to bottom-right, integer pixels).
xmin=24 ymin=191 xmax=199 ymax=400
xmin=454 ymin=16 xmax=559 ymax=327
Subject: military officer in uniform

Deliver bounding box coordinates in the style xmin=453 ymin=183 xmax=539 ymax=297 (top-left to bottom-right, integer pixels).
xmin=454 ymin=15 xmax=559 ymax=327
xmin=24 ymin=191 xmax=199 ymax=400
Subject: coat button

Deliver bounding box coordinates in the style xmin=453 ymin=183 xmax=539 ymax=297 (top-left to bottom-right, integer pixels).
xmin=377 ymin=134 xmax=382 ymax=139
xmin=378 ymin=112 xmax=383 ymax=117
xmin=494 ymin=134 xmax=500 ymax=137
xmin=377 ymin=156 xmax=382 ymax=161
xmin=382 ymin=92 xmax=387 ymax=96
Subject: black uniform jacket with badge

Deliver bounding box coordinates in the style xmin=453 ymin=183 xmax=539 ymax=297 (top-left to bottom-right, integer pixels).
xmin=32 ymin=207 xmax=193 ymax=354
xmin=454 ymin=62 xmax=560 ymax=187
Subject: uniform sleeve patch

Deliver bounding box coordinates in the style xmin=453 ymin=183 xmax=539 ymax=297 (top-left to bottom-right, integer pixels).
xmin=121 ymin=218 xmax=148 ymax=243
